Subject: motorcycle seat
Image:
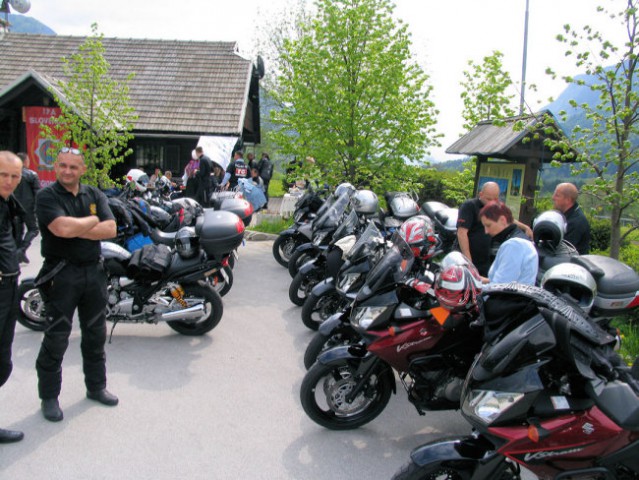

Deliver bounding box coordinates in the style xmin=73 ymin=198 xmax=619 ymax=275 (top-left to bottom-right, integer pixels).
xmin=149 ymin=228 xmax=177 ymax=247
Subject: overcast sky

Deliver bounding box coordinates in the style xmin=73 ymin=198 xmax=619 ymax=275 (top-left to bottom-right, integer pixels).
xmin=19 ymin=0 xmax=627 ymax=161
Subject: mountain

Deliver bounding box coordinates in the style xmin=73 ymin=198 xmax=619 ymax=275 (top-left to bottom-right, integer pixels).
xmin=5 ymin=14 xmax=55 ymax=35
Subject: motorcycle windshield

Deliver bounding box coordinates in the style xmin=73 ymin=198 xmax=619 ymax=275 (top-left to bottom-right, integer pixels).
xmin=313 ymin=192 xmax=350 ymax=231
xmin=347 ymin=222 xmax=384 ymax=264
xmin=362 ymin=232 xmax=414 ymax=293
xmin=332 ymin=210 xmax=359 ymax=242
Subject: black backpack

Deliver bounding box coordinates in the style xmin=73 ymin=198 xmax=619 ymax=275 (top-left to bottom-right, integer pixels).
xmin=259 ymin=158 xmax=273 ymax=181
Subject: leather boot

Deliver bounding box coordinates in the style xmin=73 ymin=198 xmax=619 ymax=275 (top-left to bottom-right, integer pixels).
xmin=41 ymin=399 xmax=63 ymax=422
xmin=86 ymin=389 xmax=119 ymax=406
xmin=0 ymin=428 xmax=24 ymax=443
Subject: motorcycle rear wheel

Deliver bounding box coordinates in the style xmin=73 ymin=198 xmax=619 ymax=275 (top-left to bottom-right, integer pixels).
xmin=301 ymin=291 xmax=348 ymax=331
xmin=209 ymin=265 xmax=233 ymax=297
xmin=303 ymin=326 xmax=360 ymax=370
xmin=272 ymin=234 xmax=297 ymax=267
xmin=166 ymin=283 xmax=223 ymax=335
xmin=17 ymin=280 xmax=47 ymax=331
xmin=300 ymin=359 xmax=393 ymax=430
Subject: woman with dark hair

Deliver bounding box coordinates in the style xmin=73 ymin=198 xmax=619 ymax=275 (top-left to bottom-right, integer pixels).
xmin=478 ymin=200 xmax=538 ymax=286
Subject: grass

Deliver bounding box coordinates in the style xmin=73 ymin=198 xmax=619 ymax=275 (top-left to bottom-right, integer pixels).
xmin=247 ymin=216 xmax=293 ymax=234
xmin=614 ymin=319 xmax=639 ymax=366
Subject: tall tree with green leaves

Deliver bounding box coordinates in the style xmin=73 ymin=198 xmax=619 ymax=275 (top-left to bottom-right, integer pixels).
xmin=546 ymin=0 xmax=639 ymax=259
xmin=40 ymin=23 xmax=137 ymax=187
xmin=443 ymin=51 xmax=517 ymax=204
xmin=270 ymin=0 xmax=440 ymax=192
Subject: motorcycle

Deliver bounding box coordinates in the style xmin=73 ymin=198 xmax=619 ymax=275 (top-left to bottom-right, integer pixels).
xmin=421 ymin=200 xmax=458 ymax=255
xmin=17 ymin=210 xmax=245 ymax=336
xmin=272 ymin=184 xmax=330 ymax=267
xmin=299 ymin=220 xmax=387 ymax=330
xmin=392 ymin=283 xmax=639 ymax=480
xmin=299 ymin=233 xmax=475 ymax=430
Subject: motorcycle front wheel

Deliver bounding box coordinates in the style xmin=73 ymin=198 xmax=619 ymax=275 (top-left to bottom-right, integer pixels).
xmin=392 ymin=456 xmax=518 ymax=480
xmin=17 ymin=280 xmax=47 ymax=331
xmin=166 ymin=283 xmax=223 ymax=335
xmin=300 ymin=358 xmax=393 ymax=430
xmin=301 ymin=291 xmax=348 ymax=331
xmin=272 ymin=234 xmax=298 ymax=267
xmin=289 ymin=271 xmax=318 ymax=307
xmin=303 ymin=326 xmax=361 ymax=370
xmin=288 ymin=249 xmax=316 ymax=278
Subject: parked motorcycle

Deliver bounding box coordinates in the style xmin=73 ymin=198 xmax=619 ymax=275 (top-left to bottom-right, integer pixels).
xmin=299 ymin=233 xmax=475 ymax=430
xmin=392 ymin=283 xmax=639 ymax=480
xmin=17 ymin=210 xmax=245 ymax=337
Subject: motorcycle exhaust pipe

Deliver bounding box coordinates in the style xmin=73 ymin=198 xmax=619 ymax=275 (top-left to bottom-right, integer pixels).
xmin=159 ymin=304 xmax=205 ymax=322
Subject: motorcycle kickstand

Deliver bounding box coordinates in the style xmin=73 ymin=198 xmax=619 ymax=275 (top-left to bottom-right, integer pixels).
xmin=108 ymin=319 xmax=120 ymax=344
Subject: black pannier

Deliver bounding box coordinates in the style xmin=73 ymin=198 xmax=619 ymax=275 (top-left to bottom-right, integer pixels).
xmin=126 ymin=243 xmax=172 ymax=280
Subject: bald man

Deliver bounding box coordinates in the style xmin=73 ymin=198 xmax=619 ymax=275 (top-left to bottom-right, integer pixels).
xmin=552 ymin=182 xmax=591 ymax=254
xmin=0 ymin=151 xmax=25 ymax=443
xmin=456 ymin=182 xmax=501 ymax=276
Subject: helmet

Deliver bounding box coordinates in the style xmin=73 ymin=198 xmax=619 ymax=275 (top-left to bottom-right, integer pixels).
xmin=398 ymin=215 xmax=439 ymax=260
xmin=351 ymin=190 xmax=378 ymax=215
xmin=541 ymin=263 xmax=597 ymax=313
xmin=389 ymin=195 xmax=421 ymax=219
xmin=533 ymin=210 xmax=566 ymax=248
xmin=434 ymin=264 xmax=483 ymax=313
xmin=175 ymin=226 xmax=200 ymax=259
xmin=156 ymin=176 xmax=171 ymax=192
xmin=126 ymin=169 xmax=150 ymax=192
xmin=440 ymin=251 xmax=472 ymax=270
xmin=334 ymin=182 xmax=356 ymax=198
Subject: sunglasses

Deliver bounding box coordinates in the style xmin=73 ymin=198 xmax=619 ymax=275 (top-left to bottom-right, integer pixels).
xmin=60 ymin=147 xmax=82 ymax=155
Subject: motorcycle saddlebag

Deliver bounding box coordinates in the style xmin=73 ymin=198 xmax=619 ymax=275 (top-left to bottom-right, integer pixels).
xmin=196 ymin=209 xmax=245 ymax=259
xmin=573 ymin=254 xmax=639 ymax=316
xmin=126 ymin=243 xmax=172 ymax=280
xmin=219 ymin=198 xmax=254 ymax=227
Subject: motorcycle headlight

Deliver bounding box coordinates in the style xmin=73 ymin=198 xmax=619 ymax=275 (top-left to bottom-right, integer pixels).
xmin=462 ymin=390 xmax=524 ymax=425
xmin=313 ymin=231 xmax=328 ymax=246
xmin=352 ymin=306 xmax=389 ymax=330
xmin=337 ymin=273 xmax=361 ymax=293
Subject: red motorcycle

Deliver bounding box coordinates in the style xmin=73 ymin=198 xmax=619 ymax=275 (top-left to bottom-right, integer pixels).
xmin=392 ymin=283 xmax=639 ymax=480
xmin=299 ymin=233 xmax=482 ymax=430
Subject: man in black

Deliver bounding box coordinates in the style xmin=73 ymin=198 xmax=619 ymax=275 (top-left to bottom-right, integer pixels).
xmin=257 ymin=152 xmax=273 ymax=208
xmin=221 ymin=150 xmax=249 ymax=190
xmin=35 ymin=147 xmax=118 ymax=422
xmin=0 ymin=151 xmax=26 ymax=443
xmin=552 ymin=182 xmax=591 ymax=254
xmin=455 ymin=182 xmax=500 ymax=276
xmin=13 ymin=152 xmax=40 ymax=264
xmin=195 ymin=146 xmax=212 ymax=207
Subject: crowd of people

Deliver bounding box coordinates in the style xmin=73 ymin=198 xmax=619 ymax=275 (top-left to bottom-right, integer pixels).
xmin=0 ymin=143 xmax=592 ymax=443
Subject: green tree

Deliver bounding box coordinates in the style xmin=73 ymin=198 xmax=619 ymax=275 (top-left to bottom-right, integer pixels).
xmin=546 ymin=0 xmax=639 ymax=259
xmin=443 ymin=51 xmax=517 ymax=204
xmin=270 ymin=0 xmax=440 ymax=192
xmin=40 ymin=24 xmax=137 ymax=187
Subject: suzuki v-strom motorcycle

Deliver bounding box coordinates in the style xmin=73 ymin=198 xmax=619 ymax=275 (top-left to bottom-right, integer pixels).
xmin=299 ymin=234 xmax=478 ymax=430
xmin=17 ymin=210 xmax=244 ymax=336
xmin=392 ymin=283 xmax=639 ymax=480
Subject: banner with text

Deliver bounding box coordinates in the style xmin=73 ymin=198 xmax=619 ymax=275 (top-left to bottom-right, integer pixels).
xmin=23 ymin=106 xmax=63 ymax=187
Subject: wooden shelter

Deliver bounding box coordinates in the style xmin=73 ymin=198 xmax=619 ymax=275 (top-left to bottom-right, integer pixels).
xmin=446 ymin=110 xmax=575 ymax=226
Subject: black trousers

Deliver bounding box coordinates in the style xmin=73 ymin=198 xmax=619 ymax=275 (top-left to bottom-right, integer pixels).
xmin=36 ymin=263 xmax=108 ymax=399
xmin=0 ymin=278 xmax=19 ymax=388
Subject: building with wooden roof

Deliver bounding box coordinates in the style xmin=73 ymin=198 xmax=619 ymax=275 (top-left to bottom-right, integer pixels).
xmin=446 ymin=110 xmax=575 ymax=225
xmin=0 ymin=32 xmax=261 ymax=179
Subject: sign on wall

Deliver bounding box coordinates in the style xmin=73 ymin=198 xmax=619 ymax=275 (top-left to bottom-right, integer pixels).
xmin=478 ymin=160 xmax=525 ymax=219
xmin=23 ymin=106 xmax=63 ymax=187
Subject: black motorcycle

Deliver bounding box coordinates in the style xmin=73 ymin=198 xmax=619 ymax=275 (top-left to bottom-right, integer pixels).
xmin=17 ymin=210 xmax=244 ymax=337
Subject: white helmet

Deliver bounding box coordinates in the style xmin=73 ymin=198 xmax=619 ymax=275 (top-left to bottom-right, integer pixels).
xmin=334 ymin=182 xmax=356 ymax=198
xmin=541 ymin=263 xmax=597 ymax=313
xmin=533 ymin=210 xmax=566 ymax=248
xmin=351 ymin=190 xmax=378 ymax=214
xmin=126 ymin=169 xmax=150 ymax=192
xmin=440 ymin=251 xmax=472 ymax=270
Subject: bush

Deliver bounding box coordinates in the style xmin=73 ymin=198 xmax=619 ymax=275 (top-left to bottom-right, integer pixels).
xmin=589 ymin=216 xmax=611 ymax=252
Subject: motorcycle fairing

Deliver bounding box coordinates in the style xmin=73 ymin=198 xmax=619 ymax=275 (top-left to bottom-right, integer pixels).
xmin=310 ymin=278 xmax=336 ymax=298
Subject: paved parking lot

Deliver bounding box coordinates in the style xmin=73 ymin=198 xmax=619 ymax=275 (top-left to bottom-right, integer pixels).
xmin=0 ymin=237 xmax=476 ymax=479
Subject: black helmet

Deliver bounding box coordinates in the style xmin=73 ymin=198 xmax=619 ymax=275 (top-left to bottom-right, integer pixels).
xmin=533 ymin=210 xmax=566 ymax=249
xmin=175 ymin=226 xmax=200 ymax=259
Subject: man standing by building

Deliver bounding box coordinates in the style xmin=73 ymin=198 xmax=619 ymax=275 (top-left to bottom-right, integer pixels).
xmin=221 ymin=150 xmax=249 ymax=191
xmin=194 ymin=146 xmax=212 ymax=207
xmin=0 ymin=151 xmax=25 ymax=443
xmin=257 ymin=153 xmax=273 ymax=209
xmin=35 ymin=147 xmax=118 ymax=422
xmin=455 ymin=181 xmax=501 ymax=276
xmin=13 ymin=152 xmax=40 ymax=264
xmin=552 ymin=182 xmax=591 ymax=254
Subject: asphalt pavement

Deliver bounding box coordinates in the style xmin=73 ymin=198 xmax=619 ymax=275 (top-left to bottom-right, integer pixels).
xmin=0 ymin=235 xmax=491 ymax=480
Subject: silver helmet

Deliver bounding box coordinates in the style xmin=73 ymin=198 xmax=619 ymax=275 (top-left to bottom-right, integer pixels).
xmin=351 ymin=190 xmax=378 ymax=214
xmin=533 ymin=210 xmax=566 ymax=248
xmin=541 ymin=262 xmax=597 ymax=313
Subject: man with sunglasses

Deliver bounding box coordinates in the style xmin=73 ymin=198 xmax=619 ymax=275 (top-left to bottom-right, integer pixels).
xmin=0 ymin=151 xmax=26 ymax=442
xmin=34 ymin=147 xmax=118 ymax=422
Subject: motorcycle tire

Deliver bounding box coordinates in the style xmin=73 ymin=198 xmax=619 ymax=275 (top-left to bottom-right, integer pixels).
xmin=301 ymin=291 xmax=347 ymax=331
xmin=272 ymin=234 xmax=297 ymax=268
xmin=391 ymin=455 xmax=518 ymax=480
xmin=288 ymin=249 xmax=315 ymax=278
xmin=17 ymin=280 xmax=47 ymax=331
xmin=300 ymin=358 xmax=393 ymax=430
xmin=303 ymin=327 xmax=361 ymax=370
xmin=289 ymin=271 xmax=313 ymax=307
xmin=210 ymin=265 xmax=233 ymax=297
xmin=166 ymin=283 xmax=223 ymax=335
xmin=632 ymin=356 xmax=639 ymax=380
